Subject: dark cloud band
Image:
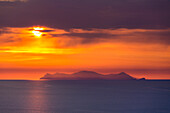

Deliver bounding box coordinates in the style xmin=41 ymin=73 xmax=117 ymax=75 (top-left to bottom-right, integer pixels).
xmin=0 ymin=0 xmax=169 ymax=29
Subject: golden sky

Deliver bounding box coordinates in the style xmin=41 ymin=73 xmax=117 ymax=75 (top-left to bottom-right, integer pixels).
xmin=0 ymin=26 xmax=169 ymax=79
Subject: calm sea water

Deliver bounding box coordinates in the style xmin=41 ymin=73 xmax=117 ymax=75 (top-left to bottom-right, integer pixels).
xmin=0 ymin=80 xmax=170 ymax=113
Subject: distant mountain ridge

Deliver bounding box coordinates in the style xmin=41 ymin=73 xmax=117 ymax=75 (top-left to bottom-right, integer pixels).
xmin=40 ymin=71 xmax=143 ymax=80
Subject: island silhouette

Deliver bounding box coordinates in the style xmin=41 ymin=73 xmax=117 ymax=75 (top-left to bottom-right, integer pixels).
xmin=40 ymin=71 xmax=145 ymax=80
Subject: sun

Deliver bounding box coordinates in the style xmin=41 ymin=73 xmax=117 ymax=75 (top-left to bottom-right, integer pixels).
xmin=32 ymin=27 xmax=45 ymax=37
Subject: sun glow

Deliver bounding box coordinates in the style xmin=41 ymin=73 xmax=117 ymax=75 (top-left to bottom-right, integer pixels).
xmin=32 ymin=27 xmax=45 ymax=37
xmin=33 ymin=27 xmax=44 ymax=31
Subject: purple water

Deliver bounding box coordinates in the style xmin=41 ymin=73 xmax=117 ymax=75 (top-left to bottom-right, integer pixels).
xmin=0 ymin=80 xmax=170 ymax=113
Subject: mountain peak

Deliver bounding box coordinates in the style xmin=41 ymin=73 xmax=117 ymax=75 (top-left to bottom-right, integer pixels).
xmin=119 ymin=72 xmax=128 ymax=75
xmin=77 ymin=70 xmax=99 ymax=74
xmin=45 ymin=73 xmax=51 ymax=75
xmin=73 ymin=71 xmax=102 ymax=77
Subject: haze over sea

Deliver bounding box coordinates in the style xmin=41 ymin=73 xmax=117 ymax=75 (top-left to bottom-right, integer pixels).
xmin=0 ymin=80 xmax=170 ymax=113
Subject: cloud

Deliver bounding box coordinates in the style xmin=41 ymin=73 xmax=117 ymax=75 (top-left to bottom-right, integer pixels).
xmin=0 ymin=0 xmax=27 ymax=6
xmin=0 ymin=0 xmax=26 ymax=1
xmin=0 ymin=0 xmax=169 ymax=29
xmin=52 ymin=28 xmax=170 ymax=46
xmin=62 ymin=33 xmax=115 ymax=39
xmin=0 ymin=27 xmax=170 ymax=49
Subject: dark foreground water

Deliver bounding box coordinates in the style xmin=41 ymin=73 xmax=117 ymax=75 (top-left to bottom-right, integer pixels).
xmin=0 ymin=80 xmax=170 ymax=113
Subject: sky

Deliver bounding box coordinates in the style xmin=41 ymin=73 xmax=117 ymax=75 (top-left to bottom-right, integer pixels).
xmin=0 ymin=0 xmax=170 ymax=79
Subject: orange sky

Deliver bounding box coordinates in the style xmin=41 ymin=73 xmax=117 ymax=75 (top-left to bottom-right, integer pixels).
xmin=0 ymin=26 xmax=169 ymax=79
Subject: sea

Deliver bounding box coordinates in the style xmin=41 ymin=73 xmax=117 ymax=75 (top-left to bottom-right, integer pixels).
xmin=0 ymin=80 xmax=170 ymax=113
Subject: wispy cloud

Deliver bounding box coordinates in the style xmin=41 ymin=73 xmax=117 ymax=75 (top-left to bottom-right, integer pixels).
xmin=0 ymin=0 xmax=27 ymax=2
xmin=0 ymin=27 xmax=170 ymax=50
